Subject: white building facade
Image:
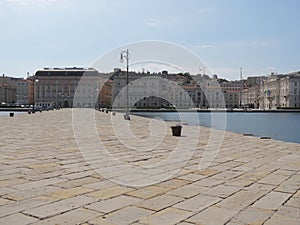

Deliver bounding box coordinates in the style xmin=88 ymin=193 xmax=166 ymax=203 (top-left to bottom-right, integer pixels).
xmin=259 ymin=72 xmax=300 ymax=109
xmin=112 ymin=71 xmax=199 ymax=109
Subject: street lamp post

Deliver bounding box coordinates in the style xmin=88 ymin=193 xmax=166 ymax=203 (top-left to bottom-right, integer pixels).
xmin=95 ymin=88 xmax=99 ymax=109
xmin=120 ymin=49 xmax=130 ymax=120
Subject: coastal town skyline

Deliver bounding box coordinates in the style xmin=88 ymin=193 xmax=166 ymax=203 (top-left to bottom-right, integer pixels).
xmin=1 ymin=0 xmax=300 ymax=80
xmin=2 ymin=66 xmax=297 ymax=81
xmin=1 ymin=66 xmax=300 ymax=111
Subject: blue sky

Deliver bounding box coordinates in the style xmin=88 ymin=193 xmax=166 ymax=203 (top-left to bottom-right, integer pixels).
xmin=1 ymin=0 xmax=299 ymax=80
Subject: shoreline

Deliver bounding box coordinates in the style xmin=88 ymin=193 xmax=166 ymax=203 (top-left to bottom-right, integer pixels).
xmin=2 ymin=108 xmax=299 ymax=144
xmin=0 ymin=108 xmax=32 ymax=112
xmin=126 ymin=108 xmax=300 ymax=113
xmin=2 ymin=107 xmax=300 ymax=113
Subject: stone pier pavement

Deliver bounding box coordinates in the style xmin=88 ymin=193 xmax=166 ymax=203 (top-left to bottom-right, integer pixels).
xmin=0 ymin=109 xmax=299 ymax=225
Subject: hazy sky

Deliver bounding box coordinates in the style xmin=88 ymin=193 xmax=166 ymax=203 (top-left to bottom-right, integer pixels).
xmin=1 ymin=0 xmax=299 ymax=80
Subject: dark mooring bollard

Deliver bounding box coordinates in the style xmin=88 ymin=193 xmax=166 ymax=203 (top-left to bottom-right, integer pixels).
xmin=171 ymin=125 xmax=182 ymax=137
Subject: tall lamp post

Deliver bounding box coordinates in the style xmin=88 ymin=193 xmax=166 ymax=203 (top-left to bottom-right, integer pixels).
xmin=120 ymin=49 xmax=130 ymax=120
xmin=95 ymin=88 xmax=99 ymax=109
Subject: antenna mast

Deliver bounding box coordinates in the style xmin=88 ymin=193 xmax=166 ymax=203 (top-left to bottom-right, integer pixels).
xmin=240 ymin=67 xmax=243 ymax=108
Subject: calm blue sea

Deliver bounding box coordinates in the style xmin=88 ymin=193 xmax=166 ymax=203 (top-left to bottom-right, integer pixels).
xmin=132 ymin=112 xmax=300 ymax=144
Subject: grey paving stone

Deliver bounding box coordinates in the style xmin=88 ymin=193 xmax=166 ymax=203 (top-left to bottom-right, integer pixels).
xmin=284 ymin=197 xmax=300 ymax=208
xmin=193 ymin=177 xmax=225 ymax=187
xmin=103 ymin=206 xmax=153 ymax=225
xmin=135 ymin=194 xmax=184 ymax=211
xmin=186 ymin=206 xmax=238 ymax=225
xmin=231 ymin=207 xmax=273 ymax=224
xmin=3 ymin=185 xmax=61 ymax=201
xmin=212 ymin=170 xmax=245 ymax=180
xmin=0 ymin=187 xmax=15 ymax=195
xmin=175 ymin=194 xmax=221 ymax=212
xmin=61 ymin=170 xmax=96 ymax=180
xmin=0 ymin=198 xmax=50 ymax=218
xmin=275 ymin=205 xmax=300 ymax=219
xmin=176 ymin=222 xmax=195 ymax=225
xmin=156 ymin=178 xmax=190 ymax=190
xmin=245 ymin=183 xmax=275 ymax=192
xmin=83 ymin=180 xmax=116 ymax=190
xmin=0 ymin=213 xmax=38 ymax=225
xmin=87 ymin=186 xmax=134 ymax=200
xmin=167 ymin=184 xmax=208 ymax=198
xmin=140 ymin=207 xmax=193 ymax=225
xmin=201 ymin=184 xmax=241 ymax=198
xmin=276 ymin=175 xmax=300 ymax=193
xmin=0 ymin=197 xmax=13 ymax=206
xmin=86 ymin=195 xmax=141 ymax=213
xmin=217 ymin=190 xmax=267 ymax=211
xmin=54 ymin=177 xmax=100 ymax=188
xmin=264 ymin=215 xmax=300 ymax=225
xmin=88 ymin=215 xmax=119 ymax=225
xmin=258 ymin=173 xmax=289 ymax=185
xmin=178 ymin=173 xmax=206 ymax=182
xmin=11 ymin=178 xmax=64 ymax=191
xmin=23 ymin=195 xmax=96 ymax=219
xmin=30 ymin=208 xmax=100 ymax=225
xmin=252 ymin=191 xmax=291 ymax=210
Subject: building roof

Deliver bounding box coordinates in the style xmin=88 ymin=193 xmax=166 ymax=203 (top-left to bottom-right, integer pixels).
xmin=35 ymin=67 xmax=99 ymax=77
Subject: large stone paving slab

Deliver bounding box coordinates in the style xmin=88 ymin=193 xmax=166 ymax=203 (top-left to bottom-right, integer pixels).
xmin=186 ymin=206 xmax=238 ymax=225
xmin=22 ymin=195 xmax=96 ymax=219
xmin=0 ymin=109 xmax=299 ymax=224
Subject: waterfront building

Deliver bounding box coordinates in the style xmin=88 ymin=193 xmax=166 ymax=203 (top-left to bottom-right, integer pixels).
xmin=99 ymin=79 xmax=113 ymax=108
xmin=34 ymin=67 xmax=105 ymax=108
xmin=112 ymin=70 xmax=197 ymax=109
xmin=165 ymin=81 xmax=196 ymax=108
xmin=246 ymin=76 xmax=265 ymax=87
xmin=223 ymin=90 xmax=240 ymax=108
xmin=0 ymin=75 xmax=17 ymax=104
xmin=203 ymin=85 xmax=225 ymax=108
xmin=242 ymin=85 xmax=260 ymax=108
xmin=16 ymin=78 xmax=33 ymax=105
xmin=113 ymin=71 xmax=166 ymax=108
xmin=0 ymin=84 xmax=16 ymax=104
xmin=259 ymin=71 xmax=300 ymax=109
xmin=220 ymin=79 xmax=244 ymax=91
xmin=197 ymin=74 xmax=225 ymax=108
xmin=260 ymin=74 xmax=280 ymax=109
xmin=5 ymin=67 xmax=299 ymax=111
xmin=181 ymin=84 xmax=204 ymax=108
xmin=195 ymin=74 xmax=243 ymax=108
xmin=112 ymin=70 xmax=152 ymax=108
